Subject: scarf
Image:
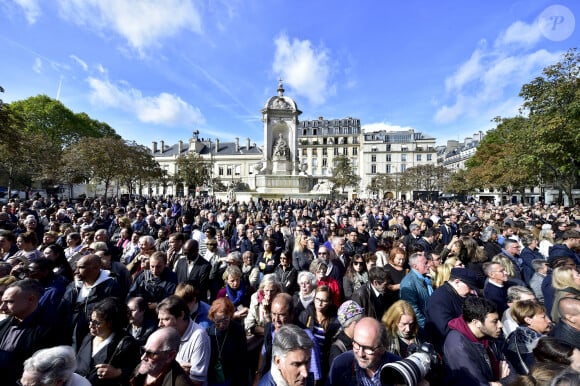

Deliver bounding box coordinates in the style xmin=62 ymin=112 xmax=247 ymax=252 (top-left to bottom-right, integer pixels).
xmin=270 ymin=362 xmax=290 ymax=386
xmin=299 ymin=290 xmax=315 ymax=309
xmin=226 ymin=281 xmax=246 ymax=306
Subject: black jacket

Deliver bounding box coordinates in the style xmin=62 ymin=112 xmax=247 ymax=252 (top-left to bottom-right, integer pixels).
xmin=351 ymin=283 xmax=389 ymax=319
xmin=59 ymin=273 xmax=122 ymax=347
xmin=0 ymin=310 xmax=63 ymax=385
xmin=76 ymin=332 xmax=140 ymax=386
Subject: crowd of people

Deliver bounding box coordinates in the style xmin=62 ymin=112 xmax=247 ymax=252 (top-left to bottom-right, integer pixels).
xmin=0 ymin=194 xmax=579 ymax=386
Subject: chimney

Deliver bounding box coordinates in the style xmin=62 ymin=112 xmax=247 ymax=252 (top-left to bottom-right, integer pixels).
xmin=160 ymin=140 xmax=165 ymax=153
xmin=178 ymin=140 xmax=183 ymax=154
xmin=152 ymin=141 xmax=157 ymax=154
xmin=193 ymin=130 xmax=199 ymax=141
xmin=215 ymin=139 xmax=220 ymax=152
xmin=246 ymin=137 xmax=251 ymax=151
xmin=235 ymin=137 xmax=239 ymax=152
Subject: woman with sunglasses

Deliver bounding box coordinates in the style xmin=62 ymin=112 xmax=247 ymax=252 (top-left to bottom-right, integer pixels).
xmin=75 ymin=297 xmax=140 ymax=386
xmin=343 ymin=254 xmax=369 ymax=299
xmin=207 ymin=297 xmax=248 ymax=386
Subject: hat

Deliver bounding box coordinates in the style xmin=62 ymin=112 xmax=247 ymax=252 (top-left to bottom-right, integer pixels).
xmin=541 ymin=224 xmax=552 ymax=230
xmin=450 ymin=268 xmax=481 ymax=290
xmin=337 ymin=300 xmax=364 ymax=327
xmin=562 ymin=230 xmax=580 ymax=240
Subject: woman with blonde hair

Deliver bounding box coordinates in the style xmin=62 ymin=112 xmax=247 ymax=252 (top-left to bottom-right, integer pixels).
xmin=292 ymin=231 xmax=313 ymax=271
xmin=550 ymin=266 xmax=580 ymax=323
xmin=433 ymin=257 xmax=464 ymax=288
xmin=492 ymin=254 xmax=518 ymax=282
xmin=538 ymin=226 xmax=555 ymax=259
xmin=381 ymin=300 xmax=421 ymax=358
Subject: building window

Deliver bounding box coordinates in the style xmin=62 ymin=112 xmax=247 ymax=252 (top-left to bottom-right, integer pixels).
xmin=218 ymin=166 xmax=224 ymax=176
xmin=401 ymin=154 xmax=407 ymax=162
xmin=312 ymin=158 xmax=318 ymax=168
xmin=322 ymin=158 xmax=327 ymax=167
xmin=352 ymin=147 xmax=358 ymax=155
xmin=401 ymin=164 xmax=407 ymax=172
xmin=386 ymin=154 xmax=391 ymax=162
xmin=334 ymin=148 xmax=339 ymax=156
xmin=342 ymin=147 xmax=348 ymax=155
xmin=386 ymin=144 xmax=391 ymax=151
xmin=416 ymin=154 xmax=422 ymax=162
xmin=371 ymin=146 xmax=377 ymax=152
xmin=322 ymin=148 xmax=327 ymax=156
xmin=371 ymin=155 xmax=377 ymax=162
xmin=386 ymin=164 xmax=391 ymax=173
xmin=371 ymin=164 xmax=377 ymax=174
xmin=226 ymin=166 xmax=232 ymax=176
xmin=427 ymin=154 xmax=432 ymax=161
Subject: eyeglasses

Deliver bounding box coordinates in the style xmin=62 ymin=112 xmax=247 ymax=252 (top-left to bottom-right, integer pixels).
xmin=140 ymin=346 xmax=171 ymax=359
xmin=318 ymin=252 xmax=327 ymax=255
xmin=352 ymin=340 xmax=379 ymax=355
xmin=353 ymin=261 xmax=364 ymax=266
xmin=314 ymin=298 xmax=330 ymax=304
xmin=89 ymin=319 xmax=102 ymax=326
xmin=214 ymin=317 xmax=231 ymax=324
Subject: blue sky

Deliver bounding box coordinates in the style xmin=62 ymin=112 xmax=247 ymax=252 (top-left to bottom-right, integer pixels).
xmin=1 ymin=0 xmax=578 ymax=147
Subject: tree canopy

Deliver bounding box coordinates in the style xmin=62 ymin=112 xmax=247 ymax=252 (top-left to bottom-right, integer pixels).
xmin=463 ymin=48 xmax=580 ymax=203
xmin=174 ymin=152 xmax=213 ymax=193
xmin=329 ymin=155 xmax=360 ymax=194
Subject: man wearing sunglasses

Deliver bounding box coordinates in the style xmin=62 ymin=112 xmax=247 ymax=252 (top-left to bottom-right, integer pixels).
xmin=131 ymin=327 xmax=194 ymax=386
xmin=327 ymin=317 xmax=400 ymax=386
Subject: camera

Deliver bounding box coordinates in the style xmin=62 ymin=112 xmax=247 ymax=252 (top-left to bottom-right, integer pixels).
xmin=380 ymin=342 xmax=439 ymax=386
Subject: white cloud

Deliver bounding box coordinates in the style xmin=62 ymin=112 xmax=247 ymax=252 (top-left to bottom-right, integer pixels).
xmin=88 ymin=77 xmax=205 ymax=126
xmin=435 ymin=19 xmax=562 ymax=124
xmin=57 ymin=0 xmax=202 ymax=53
xmin=273 ymin=33 xmax=334 ymax=105
xmin=495 ymin=20 xmax=543 ymax=49
xmin=362 ymin=122 xmax=418 ymax=133
xmin=69 ymin=54 xmax=88 ymax=71
xmin=9 ymin=0 xmax=41 ymax=24
xmin=32 ymin=57 xmax=42 ymax=73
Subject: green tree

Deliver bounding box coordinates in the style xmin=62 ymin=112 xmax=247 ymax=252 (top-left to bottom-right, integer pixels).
xmin=175 ymin=152 xmax=213 ymax=194
xmin=366 ymin=174 xmax=395 ymax=198
xmin=60 ymin=137 xmax=129 ymax=199
xmin=399 ymin=165 xmax=450 ymax=199
xmin=444 ymin=168 xmax=477 ymax=196
xmin=519 ymin=48 xmax=580 ymax=202
xmin=329 ymin=155 xmax=360 ymax=194
xmin=118 ymin=141 xmax=163 ymax=195
xmin=466 ymin=116 xmax=539 ymax=201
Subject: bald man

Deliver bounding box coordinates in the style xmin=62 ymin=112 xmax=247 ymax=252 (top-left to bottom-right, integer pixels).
xmin=551 ymin=296 xmax=580 ymax=349
xmin=327 ymin=317 xmax=400 ymax=386
xmin=60 ymin=254 xmax=121 ymax=347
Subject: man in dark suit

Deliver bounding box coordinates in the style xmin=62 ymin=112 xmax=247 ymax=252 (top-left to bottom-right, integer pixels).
xmin=173 ymin=239 xmax=210 ymax=296
xmin=351 ymin=267 xmax=389 ymax=319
